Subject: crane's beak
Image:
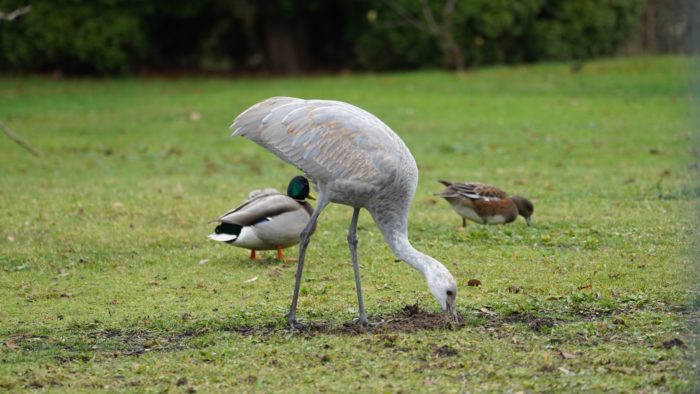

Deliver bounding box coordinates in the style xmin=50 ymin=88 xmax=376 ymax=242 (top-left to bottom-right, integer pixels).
xmin=444 ymin=299 xmax=458 ymax=324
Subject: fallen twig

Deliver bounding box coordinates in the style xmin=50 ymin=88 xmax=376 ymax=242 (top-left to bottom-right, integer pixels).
xmin=0 ymin=120 xmax=41 ymax=158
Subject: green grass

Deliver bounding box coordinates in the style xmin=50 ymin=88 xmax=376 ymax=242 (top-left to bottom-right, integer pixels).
xmin=1 ymin=56 xmax=697 ymax=392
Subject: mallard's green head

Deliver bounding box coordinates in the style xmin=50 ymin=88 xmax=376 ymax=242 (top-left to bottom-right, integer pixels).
xmin=287 ymin=176 xmax=312 ymax=200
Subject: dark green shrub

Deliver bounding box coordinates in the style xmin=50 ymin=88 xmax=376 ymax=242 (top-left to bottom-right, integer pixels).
xmin=354 ymin=0 xmax=644 ymax=71
xmin=0 ymin=0 xmax=646 ymax=74
xmin=355 ymin=23 xmax=440 ymax=71
xmin=0 ymin=0 xmax=148 ymax=74
xmin=525 ymin=0 xmax=645 ymax=61
xmin=454 ymin=0 xmax=545 ymax=66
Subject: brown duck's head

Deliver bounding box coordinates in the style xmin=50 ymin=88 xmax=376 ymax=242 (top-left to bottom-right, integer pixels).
xmin=510 ymin=195 xmax=534 ymax=226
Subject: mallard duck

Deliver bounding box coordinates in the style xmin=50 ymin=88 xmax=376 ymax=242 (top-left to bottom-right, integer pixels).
xmin=208 ymin=176 xmax=315 ymax=260
xmin=434 ymin=180 xmax=534 ymax=229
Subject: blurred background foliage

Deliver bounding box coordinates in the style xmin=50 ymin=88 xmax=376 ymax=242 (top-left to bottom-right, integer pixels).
xmin=0 ymin=0 xmax=696 ymax=75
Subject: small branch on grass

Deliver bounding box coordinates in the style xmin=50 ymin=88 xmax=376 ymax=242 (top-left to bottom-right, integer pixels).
xmin=0 ymin=120 xmax=41 ymax=158
xmin=0 ymin=5 xmax=32 ymax=21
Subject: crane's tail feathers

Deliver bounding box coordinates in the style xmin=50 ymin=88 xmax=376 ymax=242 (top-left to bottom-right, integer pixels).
xmin=208 ymin=233 xmax=237 ymax=242
xmin=231 ymin=96 xmax=302 ymax=137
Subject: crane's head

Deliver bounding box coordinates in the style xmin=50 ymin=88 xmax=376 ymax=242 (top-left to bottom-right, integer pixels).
xmin=425 ymin=263 xmax=458 ymax=323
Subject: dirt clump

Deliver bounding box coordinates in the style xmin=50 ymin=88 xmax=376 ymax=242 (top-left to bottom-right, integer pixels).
xmin=433 ymin=345 xmax=459 ymax=357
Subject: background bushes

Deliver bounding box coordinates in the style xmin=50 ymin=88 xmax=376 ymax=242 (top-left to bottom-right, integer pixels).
xmin=0 ymin=0 xmax=658 ymax=75
xmin=0 ymin=0 xmax=149 ymax=74
xmin=355 ymin=0 xmax=645 ymax=70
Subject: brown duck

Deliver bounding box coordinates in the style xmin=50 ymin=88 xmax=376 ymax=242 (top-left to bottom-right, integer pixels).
xmin=434 ymin=180 xmax=534 ymax=229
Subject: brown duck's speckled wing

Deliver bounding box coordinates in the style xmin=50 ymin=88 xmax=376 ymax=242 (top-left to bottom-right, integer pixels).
xmin=216 ymin=193 xmax=304 ymax=227
xmin=438 ymin=180 xmax=508 ymax=201
xmin=230 ymin=97 xmax=404 ymax=188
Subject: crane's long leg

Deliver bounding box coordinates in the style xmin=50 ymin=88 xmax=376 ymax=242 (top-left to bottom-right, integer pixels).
xmin=348 ymin=207 xmax=370 ymax=325
xmin=287 ymin=195 xmax=329 ymax=329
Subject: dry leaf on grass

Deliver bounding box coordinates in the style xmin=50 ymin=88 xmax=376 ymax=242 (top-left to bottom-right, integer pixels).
xmin=5 ymin=338 xmax=19 ymax=349
xmin=559 ymin=350 xmax=577 ymax=359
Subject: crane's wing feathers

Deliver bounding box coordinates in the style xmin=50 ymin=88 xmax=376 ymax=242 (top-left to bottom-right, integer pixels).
xmin=232 ymin=97 xmax=403 ymax=187
xmin=216 ymin=194 xmax=302 ymax=227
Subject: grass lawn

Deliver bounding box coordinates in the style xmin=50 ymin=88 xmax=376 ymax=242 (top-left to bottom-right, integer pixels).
xmin=0 ymin=56 xmax=697 ymax=392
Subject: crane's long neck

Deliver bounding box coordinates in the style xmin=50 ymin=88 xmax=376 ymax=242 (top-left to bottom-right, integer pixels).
xmin=368 ymin=206 xmax=443 ymax=276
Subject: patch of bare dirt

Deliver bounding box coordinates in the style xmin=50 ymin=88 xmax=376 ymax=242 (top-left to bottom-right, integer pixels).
xmin=661 ymin=338 xmax=686 ymax=349
xmin=284 ymin=303 xmax=464 ymax=337
xmin=433 ymin=345 xmax=459 ymax=357
xmin=10 ymin=303 xmax=680 ymax=365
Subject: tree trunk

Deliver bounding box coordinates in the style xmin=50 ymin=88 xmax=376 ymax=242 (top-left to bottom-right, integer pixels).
xmin=440 ymin=34 xmax=464 ymax=72
xmin=263 ymin=18 xmax=309 ymax=74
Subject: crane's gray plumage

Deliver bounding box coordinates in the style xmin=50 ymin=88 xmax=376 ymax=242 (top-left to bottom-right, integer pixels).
xmin=232 ymin=97 xmax=408 ymax=207
xmin=231 ymin=97 xmax=458 ymax=327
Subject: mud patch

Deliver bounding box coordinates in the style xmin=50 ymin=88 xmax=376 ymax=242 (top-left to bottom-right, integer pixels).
xmin=433 ymin=345 xmax=459 ymax=357
xmin=255 ymin=303 xmax=564 ymax=337
xmin=661 ymin=338 xmax=685 ymax=349
xmin=285 ymin=303 xmax=462 ymax=337
xmin=91 ymin=326 xmax=205 ymax=357
xmin=5 ymin=304 xmax=644 ymax=364
xmin=501 ymin=311 xmax=562 ymax=332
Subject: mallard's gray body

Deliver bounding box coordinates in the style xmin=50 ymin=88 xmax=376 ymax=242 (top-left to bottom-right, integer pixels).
xmin=209 ymin=192 xmax=313 ymax=251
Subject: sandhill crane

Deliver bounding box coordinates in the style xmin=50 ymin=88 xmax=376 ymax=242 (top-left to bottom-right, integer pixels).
xmin=231 ymin=97 xmax=457 ymax=327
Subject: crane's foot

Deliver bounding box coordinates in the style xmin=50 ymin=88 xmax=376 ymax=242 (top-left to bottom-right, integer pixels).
xmin=354 ymin=316 xmax=383 ymax=327
xmin=287 ymin=318 xmax=306 ymax=330
xmin=286 ymin=311 xmax=305 ymax=330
